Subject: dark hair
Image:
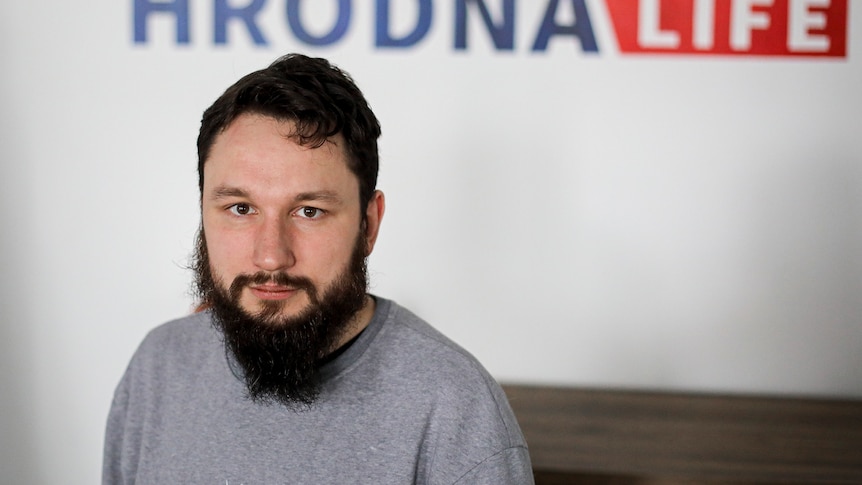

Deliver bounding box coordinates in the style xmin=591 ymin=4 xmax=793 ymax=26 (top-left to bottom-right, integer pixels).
xmin=196 ymin=53 xmax=381 ymax=208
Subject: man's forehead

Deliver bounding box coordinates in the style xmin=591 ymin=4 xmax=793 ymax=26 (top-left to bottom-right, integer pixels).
xmin=202 ymin=114 xmax=358 ymax=200
xmin=208 ymin=114 xmax=345 ymax=163
xmin=218 ymin=112 xmax=345 ymax=150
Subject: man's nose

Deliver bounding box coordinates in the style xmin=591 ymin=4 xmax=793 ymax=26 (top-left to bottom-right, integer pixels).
xmin=252 ymin=216 xmax=295 ymax=271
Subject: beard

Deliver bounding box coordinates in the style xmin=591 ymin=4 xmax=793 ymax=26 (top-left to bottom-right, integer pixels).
xmin=192 ymin=227 xmax=369 ymax=408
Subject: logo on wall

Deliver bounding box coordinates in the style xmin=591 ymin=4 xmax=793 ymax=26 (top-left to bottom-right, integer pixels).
xmin=607 ymin=0 xmax=847 ymax=57
xmin=133 ymin=0 xmax=848 ymax=58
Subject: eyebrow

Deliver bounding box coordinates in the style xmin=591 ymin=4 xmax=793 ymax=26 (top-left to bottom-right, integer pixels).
xmin=210 ymin=186 xmax=249 ymax=201
xmin=294 ymin=191 xmax=343 ymax=205
xmin=209 ymin=185 xmax=343 ymax=205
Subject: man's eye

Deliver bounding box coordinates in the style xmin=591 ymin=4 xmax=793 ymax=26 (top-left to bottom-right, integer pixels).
xmin=297 ymin=207 xmax=324 ymax=219
xmin=228 ymin=203 xmax=254 ymax=216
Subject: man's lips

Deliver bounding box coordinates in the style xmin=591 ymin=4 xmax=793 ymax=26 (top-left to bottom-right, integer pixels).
xmin=248 ymin=285 xmax=299 ymax=301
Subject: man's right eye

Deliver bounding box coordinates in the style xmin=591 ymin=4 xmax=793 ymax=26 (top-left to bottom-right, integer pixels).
xmin=228 ymin=203 xmax=254 ymax=216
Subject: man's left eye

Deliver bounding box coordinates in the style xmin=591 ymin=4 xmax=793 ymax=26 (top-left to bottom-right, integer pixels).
xmin=298 ymin=207 xmax=324 ymax=219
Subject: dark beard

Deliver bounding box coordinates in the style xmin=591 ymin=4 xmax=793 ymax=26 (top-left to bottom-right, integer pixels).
xmin=192 ymin=228 xmax=368 ymax=408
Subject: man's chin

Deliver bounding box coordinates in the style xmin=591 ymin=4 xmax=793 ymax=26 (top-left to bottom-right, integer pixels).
xmin=241 ymin=294 xmax=313 ymax=323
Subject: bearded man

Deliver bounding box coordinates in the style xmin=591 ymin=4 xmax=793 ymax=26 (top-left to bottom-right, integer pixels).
xmin=102 ymin=54 xmax=533 ymax=484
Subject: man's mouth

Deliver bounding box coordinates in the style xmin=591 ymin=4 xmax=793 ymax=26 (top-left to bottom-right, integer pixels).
xmin=249 ymin=284 xmax=299 ymax=301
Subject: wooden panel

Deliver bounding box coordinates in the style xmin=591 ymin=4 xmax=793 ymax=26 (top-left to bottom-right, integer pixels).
xmin=503 ymin=385 xmax=862 ymax=484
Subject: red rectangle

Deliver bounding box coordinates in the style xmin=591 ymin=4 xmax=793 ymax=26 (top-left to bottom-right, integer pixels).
xmin=605 ymin=0 xmax=847 ymax=57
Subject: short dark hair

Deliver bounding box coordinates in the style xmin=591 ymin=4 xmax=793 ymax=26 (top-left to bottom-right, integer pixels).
xmin=196 ymin=53 xmax=381 ymax=208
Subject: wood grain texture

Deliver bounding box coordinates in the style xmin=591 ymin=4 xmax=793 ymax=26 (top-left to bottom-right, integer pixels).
xmin=503 ymin=385 xmax=862 ymax=485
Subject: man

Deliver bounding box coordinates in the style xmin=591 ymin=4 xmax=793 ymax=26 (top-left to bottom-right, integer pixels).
xmin=103 ymin=53 xmax=533 ymax=484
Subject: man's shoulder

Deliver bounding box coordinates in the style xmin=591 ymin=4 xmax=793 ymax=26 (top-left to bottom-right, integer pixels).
xmin=129 ymin=312 xmax=221 ymax=370
xmin=370 ymin=299 xmax=529 ymax=461
xmin=142 ymin=311 xmax=215 ymax=348
xmin=379 ymin=300 xmax=487 ymax=375
xmin=373 ymin=299 xmax=512 ymax=410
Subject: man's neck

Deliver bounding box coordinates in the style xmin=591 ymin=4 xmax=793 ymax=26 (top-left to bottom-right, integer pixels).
xmin=329 ymin=294 xmax=375 ymax=353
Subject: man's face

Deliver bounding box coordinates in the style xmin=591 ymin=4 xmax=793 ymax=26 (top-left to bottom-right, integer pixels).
xmin=201 ymin=113 xmax=371 ymax=321
xmin=196 ymin=113 xmax=384 ymax=406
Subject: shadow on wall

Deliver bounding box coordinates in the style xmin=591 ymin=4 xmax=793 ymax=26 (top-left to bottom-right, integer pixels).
xmin=740 ymin=150 xmax=862 ymax=394
xmin=0 ymin=150 xmax=39 ymax=482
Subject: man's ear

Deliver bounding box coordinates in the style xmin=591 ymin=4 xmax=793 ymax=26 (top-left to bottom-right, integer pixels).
xmin=363 ymin=190 xmax=385 ymax=256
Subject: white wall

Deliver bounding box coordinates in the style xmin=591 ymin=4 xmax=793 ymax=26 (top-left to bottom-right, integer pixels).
xmin=1 ymin=0 xmax=860 ymax=482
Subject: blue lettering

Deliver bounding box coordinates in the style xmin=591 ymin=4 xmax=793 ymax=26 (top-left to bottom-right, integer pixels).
xmin=286 ymin=0 xmax=351 ymax=46
xmin=130 ymin=0 xmax=603 ymax=54
xmin=215 ymin=0 xmax=268 ymax=45
xmin=133 ymin=0 xmax=190 ymax=43
xmin=375 ymin=0 xmax=432 ymax=48
xmin=454 ymin=0 xmax=515 ymax=50
xmin=532 ymin=0 xmax=597 ymax=52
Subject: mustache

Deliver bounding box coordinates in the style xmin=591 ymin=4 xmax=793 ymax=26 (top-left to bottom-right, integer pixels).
xmin=228 ymin=272 xmax=316 ymax=301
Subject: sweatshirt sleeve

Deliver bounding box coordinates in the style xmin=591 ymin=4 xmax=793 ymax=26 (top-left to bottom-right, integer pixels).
xmin=452 ymin=446 xmax=534 ymax=485
xmin=102 ymin=365 xmax=134 ymax=485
